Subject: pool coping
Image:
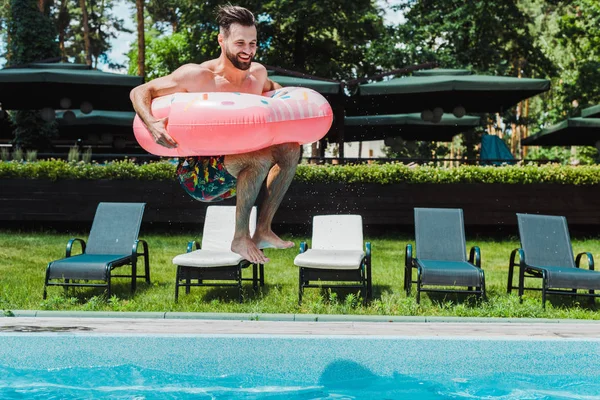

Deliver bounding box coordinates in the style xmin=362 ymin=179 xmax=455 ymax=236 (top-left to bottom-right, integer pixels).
xmin=1 ymin=310 xmax=600 ymax=323
xmin=0 ymin=309 xmax=598 ymax=323
xmin=2 ymin=311 xmax=600 ymax=337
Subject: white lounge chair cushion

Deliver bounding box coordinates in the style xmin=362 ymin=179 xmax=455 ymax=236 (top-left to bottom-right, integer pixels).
xmin=172 ymin=249 xmax=244 ymax=268
xmin=294 ymin=249 xmax=365 ymax=270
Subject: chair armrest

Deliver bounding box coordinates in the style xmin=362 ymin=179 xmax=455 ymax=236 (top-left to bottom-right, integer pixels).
xmin=66 ymin=238 xmax=86 ymax=257
xmin=575 ymin=252 xmax=595 ymax=270
xmin=299 ymin=241 xmax=307 ymax=254
xmin=469 ymin=246 xmax=481 ymax=268
xmin=405 ymin=244 xmax=413 ymax=269
xmin=510 ymin=248 xmax=525 ymax=267
xmin=187 ymin=240 xmax=200 ymax=253
xmin=365 ymin=242 xmax=371 ymax=260
xmin=133 ymin=239 xmax=149 ymax=258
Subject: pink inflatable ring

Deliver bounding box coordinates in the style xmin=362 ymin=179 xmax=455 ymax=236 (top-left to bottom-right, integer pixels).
xmin=133 ymin=87 xmax=334 ymax=156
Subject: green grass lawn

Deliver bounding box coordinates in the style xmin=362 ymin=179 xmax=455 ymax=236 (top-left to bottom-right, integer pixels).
xmin=1 ymin=230 xmax=599 ymax=319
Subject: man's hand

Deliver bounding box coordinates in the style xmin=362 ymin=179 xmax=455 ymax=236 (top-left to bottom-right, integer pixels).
xmin=148 ymin=117 xmax=178 ymax=148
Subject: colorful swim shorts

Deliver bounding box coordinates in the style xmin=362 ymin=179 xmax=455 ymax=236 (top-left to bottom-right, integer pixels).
xmin=176 ymin=155 xmax=237 ymax=202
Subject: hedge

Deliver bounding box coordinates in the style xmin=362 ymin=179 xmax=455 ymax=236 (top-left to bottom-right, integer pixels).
xmin=1 ymin=159 xmax=600 ymax=185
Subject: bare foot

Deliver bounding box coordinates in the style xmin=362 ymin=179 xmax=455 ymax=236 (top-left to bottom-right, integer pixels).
xmin=231 ymin=236 xmax=269 ymax=264
xmin=252 ymin=229 xmax=295 ymax=250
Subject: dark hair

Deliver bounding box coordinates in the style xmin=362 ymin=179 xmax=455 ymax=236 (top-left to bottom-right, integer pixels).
xmin=216 ymin=4 xmax=256 ymax=36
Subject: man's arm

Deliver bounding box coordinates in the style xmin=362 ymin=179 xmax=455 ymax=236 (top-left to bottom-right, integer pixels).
xmin=130 ymin=64 xmax=211 ymax=148
xmin=263 ymin=77 xmax=283 ymax=92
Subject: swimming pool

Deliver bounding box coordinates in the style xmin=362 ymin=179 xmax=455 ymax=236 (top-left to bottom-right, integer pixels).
xmin=1 ymin=332 xmax=599 ymax=399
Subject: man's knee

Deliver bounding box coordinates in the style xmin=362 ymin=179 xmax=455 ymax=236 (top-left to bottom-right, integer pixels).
xmin=273 ymin=142 xmax=301 ymax=164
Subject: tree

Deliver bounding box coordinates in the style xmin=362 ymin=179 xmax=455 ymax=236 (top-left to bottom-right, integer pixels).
xmin=135 ymin=0 xmax=144 ymax=77
xmin=79 ymin=0 xmax=91 ymax=65
xmin=255 ymin=0 xmax=386 ymax=80
xmin=7 ymin=0 xmax=60 ymax=150
xmin=146 ymin=0 xmax=182 ymax=33
xmin=132 ymin=0 xmax=388 ymax=80
xmin=127 ymin=29 xmax=191 ymax=79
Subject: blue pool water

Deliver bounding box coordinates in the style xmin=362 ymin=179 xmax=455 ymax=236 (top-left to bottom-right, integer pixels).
xmin=1 ymin=334 xmax=599 ymax=399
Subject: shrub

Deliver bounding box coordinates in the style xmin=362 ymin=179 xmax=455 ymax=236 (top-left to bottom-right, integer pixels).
xmin=1 ymin=159 xmax=600 ymax=185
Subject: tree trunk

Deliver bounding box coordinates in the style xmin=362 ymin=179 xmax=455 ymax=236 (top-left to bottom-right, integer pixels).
xmin=80 ymin=0 xmax=92 ymax=66
xmin=58 ymin=0 xmax=69 ymax=61
xmin=136 ymin=0 xmax=145 ymax=78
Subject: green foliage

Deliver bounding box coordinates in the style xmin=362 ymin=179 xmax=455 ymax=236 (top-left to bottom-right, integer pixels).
xmin=127 ymin=30 xmax=192 ymax=79
xmin=11 ymin=110 xmax=57 ymax=151
xmin=526 ymin=145 xmax=599 ymax=165
xmin=6 ymin=0 xmax=59 ymax=65
xmin=294 ymin=163 xmax=600 ymax=185
xmin=54 ymin=0 xmax=131 ymax=68
xmin=3 ymin=159 xmax=600 ymax=186
xmin=393 ymin=0 xmax=554 ymax=77
xmin=127 ymin=0 xmax=388 ymax=80
xmin=6 ymin=0 xmax=59 ymax=150
xmin=256 ymin=0 xmax=387 ymax=79
xmin=0 ymin=159 xmax=176 ymax=180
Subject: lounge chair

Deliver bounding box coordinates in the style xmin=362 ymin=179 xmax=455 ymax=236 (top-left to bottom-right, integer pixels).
xmin=508 ymin=213 xmax=599 ymax=308
xmin=295 ymin=215 xmax=371 ymax=305
xmin=405 ymin=208 xmax=486 ymax=303
xmin=43 ymin=202 xmax=150 ymax=298
xmin=172 ymin=205 xmax=263 ymax=303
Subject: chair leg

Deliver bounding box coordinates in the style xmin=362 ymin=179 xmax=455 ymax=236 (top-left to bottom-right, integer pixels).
xmin=144 ymin=253 xmax=151 ymax=283
xmin=542 ymin=286 xmax=547 ymax=309
xmin=405 ymin=265 xmax=412 ymax=296
xmin=260 ymin=264 xmax=265 ymax=286
xmin=252 ymin=264 xmax=258 ymax=291
xmin=131 ymin=262 xmax=137 ymax=293
xmin=589 ymin=290 xmax=595 ymax=306
xmin=185 ymin=268 xmax=191 ymax=295
xmin=518 ymin=266 xmax=525 ymax=304
xmin=298 ymin=268 xmax=304 ymax=305
xmin=507 ymin=263 xmax=514 ymax=294
xmin=237 ymin=267 xmax=243 ymax=303
xmin=416 ymin=270 xmax=422 ymax=304
xmin=107 ymin=276 xmax=112 ymax=299
xmin=175 ymin=266 xmax=180 ymax=302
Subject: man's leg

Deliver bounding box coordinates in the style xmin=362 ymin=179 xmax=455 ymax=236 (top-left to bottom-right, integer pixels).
xmin=225 ymin=148 xmax=274 ymax=264
xmin=252 ymin=142 xmax=300 ymax=249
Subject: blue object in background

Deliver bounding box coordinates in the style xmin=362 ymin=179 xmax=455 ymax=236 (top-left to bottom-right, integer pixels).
xmin=480 ymin=134 xmax=516 ymax=165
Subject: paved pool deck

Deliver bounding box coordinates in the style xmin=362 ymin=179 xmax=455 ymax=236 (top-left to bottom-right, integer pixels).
xmin=2 ymin=311 xmax=600 ymax=338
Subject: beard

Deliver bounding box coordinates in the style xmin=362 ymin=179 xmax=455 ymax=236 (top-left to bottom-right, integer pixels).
xmin=226 ymin=48 xmax=253 ymax=71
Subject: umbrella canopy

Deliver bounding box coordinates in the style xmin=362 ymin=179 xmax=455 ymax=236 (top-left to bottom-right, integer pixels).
xmin=581 ymin=105 xmax=600 ymax=119
xmin=53 ymin=110 xmax=139 ymax=152
xmin=268 ymin=72 xmax=341 ymax=95
xmin=344 ymin=113 xmax=480 ymax=142
xmin=522 ymin=118 xmax=600 ymax=146
xmin=350 ymin=69 xmax=550 ymax=116
xmin=0 ymin=62 xmax=143 ymax=112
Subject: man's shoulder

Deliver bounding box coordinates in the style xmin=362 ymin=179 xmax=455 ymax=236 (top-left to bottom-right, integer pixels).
xmin=250 ymin=62 xmax=267 ymax=76
xmin=175 ymin=63 xmax=214 ymax=76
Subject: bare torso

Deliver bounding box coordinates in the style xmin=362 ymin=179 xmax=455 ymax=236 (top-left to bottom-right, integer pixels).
xmin=177 ymin=60 xmax=267 ymax=96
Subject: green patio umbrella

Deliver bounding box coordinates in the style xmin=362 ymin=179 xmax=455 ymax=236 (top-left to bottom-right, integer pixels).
xmin=53 ymin=110 xmax=139 ymax=152
xmin=350 ymin=69 xmax=550 ymax=116
xmin=0 ymin=62 xmax=143 ymax=112
xmin=581 ymin=105 xmax=600 ymax=119
xmin=344 ymin=113 xmax=480 ymax=142
xmin=268 ymin=72 xmax=341 ymax=95
xmin=521 ymin=117 xmax=600 ymax=146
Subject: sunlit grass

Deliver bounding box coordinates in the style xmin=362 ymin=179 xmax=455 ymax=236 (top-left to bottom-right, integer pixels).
xmin=0 ymin=230 xmax=599 ymax=319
